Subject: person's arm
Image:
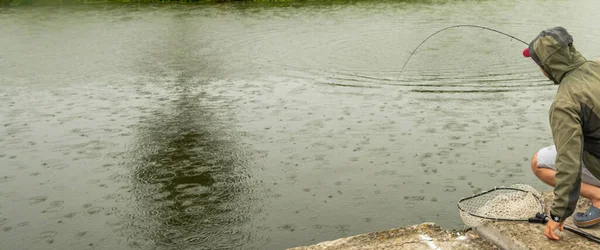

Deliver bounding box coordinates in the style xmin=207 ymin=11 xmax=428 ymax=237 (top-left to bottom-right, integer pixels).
xmin=549 ymin=100 xmax=583 ymax=222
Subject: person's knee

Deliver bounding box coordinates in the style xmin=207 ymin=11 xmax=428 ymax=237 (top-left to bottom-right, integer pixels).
xmin=530 ymin=151 xmax=557 ymax=186
xmin=531 ymin=152 xmax=539 ymax=174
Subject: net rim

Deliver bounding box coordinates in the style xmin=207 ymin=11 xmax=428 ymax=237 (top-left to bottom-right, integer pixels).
xmin=456 ymin=186 xmax=545 ymax=221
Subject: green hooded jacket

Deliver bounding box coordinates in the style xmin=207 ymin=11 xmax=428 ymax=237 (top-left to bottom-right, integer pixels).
xmin=529 ymin=27 xmax=600 ymax=222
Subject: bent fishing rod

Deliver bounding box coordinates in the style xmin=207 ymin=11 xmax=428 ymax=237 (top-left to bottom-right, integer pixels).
xmin=397 ymin=25 xmax=530 ymax=79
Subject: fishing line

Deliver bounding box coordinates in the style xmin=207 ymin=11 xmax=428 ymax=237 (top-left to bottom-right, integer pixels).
xmin=397 ymin=25 xmax=529 ymax=79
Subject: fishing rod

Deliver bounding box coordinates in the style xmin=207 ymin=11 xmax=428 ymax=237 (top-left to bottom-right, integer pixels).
xmin=397 ymin=25 xmax=530 ymax=79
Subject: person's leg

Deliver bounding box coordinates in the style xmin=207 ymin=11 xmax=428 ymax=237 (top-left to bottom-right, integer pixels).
xmin=531 ymin=151 xmax=600 ymax=208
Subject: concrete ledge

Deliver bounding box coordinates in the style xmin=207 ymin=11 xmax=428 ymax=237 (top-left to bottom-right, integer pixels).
xmin=475 ymin=223 xmax=529 ymax=250
xmin=288 ymin=223 xmax=498 ymax=250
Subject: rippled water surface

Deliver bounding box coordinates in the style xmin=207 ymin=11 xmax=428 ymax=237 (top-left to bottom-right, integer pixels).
xmin=2 ymin=1 xmax=600 ymax=249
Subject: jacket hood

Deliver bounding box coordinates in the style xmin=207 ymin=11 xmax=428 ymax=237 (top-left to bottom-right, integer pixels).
xmin=528 ymin=27 xmax=586 ymax=84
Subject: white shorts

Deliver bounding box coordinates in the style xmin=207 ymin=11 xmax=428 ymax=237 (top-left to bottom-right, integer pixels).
xmin=537 ymin=145 xmax=600 ymax=187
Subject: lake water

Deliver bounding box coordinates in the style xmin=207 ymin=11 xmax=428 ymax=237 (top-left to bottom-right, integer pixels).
xmin=1 ymin=1 xmax=600 ymax=249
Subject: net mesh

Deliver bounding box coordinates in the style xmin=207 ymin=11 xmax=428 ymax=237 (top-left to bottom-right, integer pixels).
xmin=458 ymin=184 xmax=544 ymax=227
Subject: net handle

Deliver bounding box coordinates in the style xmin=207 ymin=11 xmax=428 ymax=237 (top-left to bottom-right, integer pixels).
xmin=528 ymin=213 xmax=600 ymax=244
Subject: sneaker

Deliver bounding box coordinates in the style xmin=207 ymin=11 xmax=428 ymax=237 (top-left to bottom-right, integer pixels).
xmin=573 ymin=205 xmax=600 ymax=228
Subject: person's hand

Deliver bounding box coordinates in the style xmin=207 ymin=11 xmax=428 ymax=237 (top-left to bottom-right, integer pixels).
xmin=544 ymin=220 xmax=564 ymax=240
